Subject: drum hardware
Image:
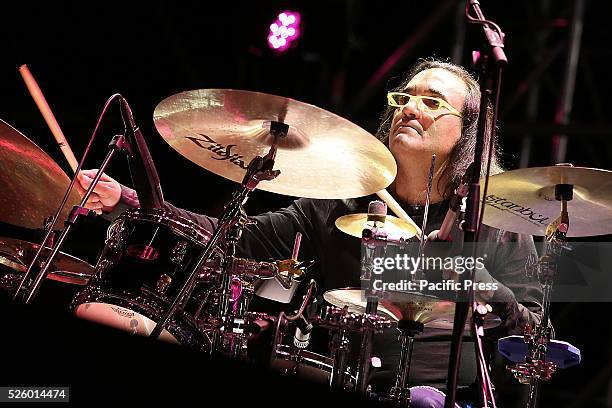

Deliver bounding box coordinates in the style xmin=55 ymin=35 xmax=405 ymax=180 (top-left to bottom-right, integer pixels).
xmin=414 ymin=154 xmax=436 ymax=282
xmin=317 ymin=304 xmax=393 ymax=394
xmin=504 ymin=182 xmax=578 ymax=408
xmin=155 ymin=274 xmax=172 ymax=295
xmin=270 ymin=281 xmax=359 ymax=388
xmin=387 ymin=320 xmax=424 ymax=406
xmin=170 ymin=240 xmax=189 ymax=264
xmin=15 ymin=133 xmax=129 ymax=304
xmin=149 ymin=121 xmax=287 ymax=351
xmin=328 ymin=323 xmax=352 ymax=390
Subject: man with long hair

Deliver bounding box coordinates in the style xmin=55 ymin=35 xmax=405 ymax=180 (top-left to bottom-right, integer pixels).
xmin=78 ymin=58 xmax=543 ymax=407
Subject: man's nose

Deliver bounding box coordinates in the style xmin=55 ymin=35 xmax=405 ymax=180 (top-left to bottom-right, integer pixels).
xmin=400 ymin=99 xmax=421 ymax=118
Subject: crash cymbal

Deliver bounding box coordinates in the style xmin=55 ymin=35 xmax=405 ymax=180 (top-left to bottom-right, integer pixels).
xmin=153 ymin=89 xmax=397 ymax=199
xmin=0 ymin=120 xmax=82 ymax=229
xmin=0 ymin=237 xmax=93 ymax=285
xmin=323 ymin=288 xmax=501 ymax=330
xmin=335 ymin=213 xmax=417 ymax=240
xmin=481 ymin=166 xmax=612 ymax=237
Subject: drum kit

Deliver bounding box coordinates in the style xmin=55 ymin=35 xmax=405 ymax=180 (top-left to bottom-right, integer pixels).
xmin=2 ymin=82 xmax=611 ymax=407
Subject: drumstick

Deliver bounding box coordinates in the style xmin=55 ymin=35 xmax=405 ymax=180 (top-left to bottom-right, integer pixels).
xmin=19 ymin=64 xmax=79 ymax=173
xmin=291 ymin=232 xmax=302 ymax=260
xmin=376 ymin=188 xmax=423 ymax=240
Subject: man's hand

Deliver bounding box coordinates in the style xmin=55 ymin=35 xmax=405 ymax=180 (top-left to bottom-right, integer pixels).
xmin=76 ymin=169 xmax=122 ymax=215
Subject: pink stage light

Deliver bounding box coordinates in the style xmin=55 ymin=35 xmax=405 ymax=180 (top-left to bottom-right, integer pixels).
xmin=267 ymin=11 xmax=301 ymax=52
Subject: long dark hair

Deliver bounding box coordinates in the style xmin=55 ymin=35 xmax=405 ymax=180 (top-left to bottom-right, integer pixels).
xmin=375 ymin=58 xmax=503 ymax=199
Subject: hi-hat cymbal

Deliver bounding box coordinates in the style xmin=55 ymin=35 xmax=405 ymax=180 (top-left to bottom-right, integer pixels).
xmin=0 ymin=120 xmax=82 ymax=229
xmin=335 ymin=213 xmax=417 ymax=240
xmin=481 ymin=166 xmax=612 ymax=237
xmin=0 ymin=237 xmax=94 ymax=285
xmin=153 ymin=89 xmax=397 ymax=199
xmin=323 ymin=288 xmax=500 ymax=330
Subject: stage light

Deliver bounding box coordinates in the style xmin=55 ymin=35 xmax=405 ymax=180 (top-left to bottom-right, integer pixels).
xmin=267 ymin=10 xmax=301 ymax=52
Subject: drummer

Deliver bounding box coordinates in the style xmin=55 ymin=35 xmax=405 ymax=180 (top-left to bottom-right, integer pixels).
xmin=77 ymin=58 xmax=544 ymax=407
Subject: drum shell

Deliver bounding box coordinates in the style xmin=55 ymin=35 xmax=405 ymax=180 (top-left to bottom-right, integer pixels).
xmin=71 ymin=208 xmax=221 ymax=349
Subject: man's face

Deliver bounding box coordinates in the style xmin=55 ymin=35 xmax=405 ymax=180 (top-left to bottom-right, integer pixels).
xmin=389 ymin=68 xmax=467 ymax=162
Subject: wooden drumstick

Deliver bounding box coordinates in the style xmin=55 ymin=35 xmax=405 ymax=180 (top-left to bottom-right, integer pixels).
xmin=291 ymin=232 xmax=302 ymax=260
xmin=19 ymin=64 xmax=79 ymax=173
xmin=376 ymin=188 xmax=423 ymax=240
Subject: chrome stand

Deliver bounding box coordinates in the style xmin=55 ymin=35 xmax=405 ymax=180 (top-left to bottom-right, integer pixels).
xmin=508 ymin=183 xmax=573 ymax=408
xmin=388 ymin=320 xmax=424 ymax=406
xmin=150 ymin=121 xmax=287 ymax=342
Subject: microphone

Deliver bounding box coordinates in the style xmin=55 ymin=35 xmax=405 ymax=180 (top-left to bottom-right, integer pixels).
xmin=361 ymin=200 xmax=388 ymax=282
xmin=293 ymin=315 xmax=313 ymax=349
xmin=356 ymin=200 xmax=387 ymax=394
xmin=119 ymin=96 xmax=164 ymax=209
xmin=437 ymin=184 xmax=468 ymax=241
xmin=436 ymin=163 xmax=473 ymax=241
xmin=364 ymin=200 xmax=387 ymax=236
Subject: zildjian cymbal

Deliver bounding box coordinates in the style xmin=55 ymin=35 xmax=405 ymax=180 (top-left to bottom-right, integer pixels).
xmin=153 ymin=89 xmax=397 ymax=199
xmin=0 ymin=120 xmax=82 ymax=229
xmin=481 ymin=166 xmax=612 ymax=237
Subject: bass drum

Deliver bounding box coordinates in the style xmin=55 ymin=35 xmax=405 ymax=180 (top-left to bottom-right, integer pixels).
xmin=71 ymin=208 xmax=222 ymax=350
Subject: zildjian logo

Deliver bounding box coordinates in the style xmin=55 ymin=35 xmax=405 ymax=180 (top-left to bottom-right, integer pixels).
xmin=185 ymin=134 xmax=249 ymax=170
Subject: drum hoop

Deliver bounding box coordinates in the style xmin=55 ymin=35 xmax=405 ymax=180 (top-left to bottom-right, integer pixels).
xmin=115 ymin=208 xmax=213 ymax=247
xmin=274 ymin=344 xmax=334 ymax=368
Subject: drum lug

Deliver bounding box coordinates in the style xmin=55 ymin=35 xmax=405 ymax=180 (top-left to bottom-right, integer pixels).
xmin=106 ymin=218 xmax=127 ymax=250
xmin=170 ymin=240 xmax=188 ymax=264
xmin=156 ymin=274 xmax=172 ymax=295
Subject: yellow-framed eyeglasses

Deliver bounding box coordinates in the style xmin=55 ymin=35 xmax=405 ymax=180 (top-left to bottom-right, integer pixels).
xmin=387 ymin=92 xmax=463 ymax=118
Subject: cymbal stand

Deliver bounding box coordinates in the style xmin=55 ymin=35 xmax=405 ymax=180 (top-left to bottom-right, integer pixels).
xmin=414 ymin=154 xmax=436 ymax=282
xmin=508 ymin=183 xmax=572 ymax=408
xmin=329 ymin=311 xmax=353 ymax=390
xmin=388 ymin=320 xmax=424 ymax=406
xmin=356 ymin=203 xmax=387 ymax=395
xmin=214 ymin=222 xmax=257 ymax=358
xmin=14 ymin=134 xmax=129 ymax=304
xmin=150 ymin=121 xmax=287 ymax=348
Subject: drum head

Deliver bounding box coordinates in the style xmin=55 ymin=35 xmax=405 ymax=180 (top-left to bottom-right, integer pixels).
xmin=74 ymin=302 xmax=179 ymax=344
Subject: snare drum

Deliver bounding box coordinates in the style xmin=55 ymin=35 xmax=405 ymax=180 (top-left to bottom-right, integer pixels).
xmin=71 ymin=208 xmax=222 ymax=349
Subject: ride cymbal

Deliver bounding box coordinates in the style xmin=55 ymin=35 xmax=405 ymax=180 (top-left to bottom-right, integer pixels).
xmin=481 ymin=166 xmax=612 ymax=237
xmin=153 ymin=89 xmax=397 ymax=199
xmin=0 ymin=120 xmax=81 ymax=229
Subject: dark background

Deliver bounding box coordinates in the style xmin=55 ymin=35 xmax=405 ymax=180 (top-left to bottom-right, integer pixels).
xmin=1 ymin=1 xmax=611 ymax=406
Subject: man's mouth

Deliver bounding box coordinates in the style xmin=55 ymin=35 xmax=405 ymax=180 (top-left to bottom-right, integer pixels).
xmin=397 ymin=124 xmax=422 ymax=136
